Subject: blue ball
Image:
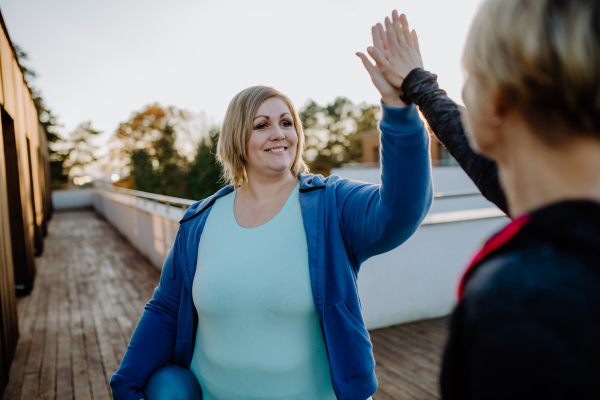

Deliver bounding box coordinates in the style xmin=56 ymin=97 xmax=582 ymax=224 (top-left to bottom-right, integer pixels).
xmin=144 ymin=364 xmax=202 ymax=400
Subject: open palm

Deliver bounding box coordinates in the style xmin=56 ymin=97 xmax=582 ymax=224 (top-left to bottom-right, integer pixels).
xmin=368 ymin=11 xmax=425 ymax=90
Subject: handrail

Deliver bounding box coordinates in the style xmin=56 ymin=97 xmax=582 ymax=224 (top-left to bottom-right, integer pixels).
xmin=433 ymin=189 xmax=481 ymax=199
xmin=94 ymin=183 xmax=480 ymax=208
xmin=93 ymin=183 xmax=197 ymax=209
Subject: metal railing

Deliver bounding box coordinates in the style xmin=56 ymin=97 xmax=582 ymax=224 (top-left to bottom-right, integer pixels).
xmin=94 ymin=183 xmax=197 ymax=211
xmin=433 ymin=189 xmax=481 ymax=199
xmin=95 ymin=183 xmax=481 ymax=207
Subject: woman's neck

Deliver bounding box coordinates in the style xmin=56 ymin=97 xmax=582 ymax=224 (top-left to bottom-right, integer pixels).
xmin=239 ymin=171 xmax=299 ymax=203
xmin=498 ymin=126 xmax=600 ymax=217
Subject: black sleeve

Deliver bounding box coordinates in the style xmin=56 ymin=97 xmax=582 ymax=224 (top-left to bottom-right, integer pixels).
xmin=400 ymin=68 xmax=508 ymax=214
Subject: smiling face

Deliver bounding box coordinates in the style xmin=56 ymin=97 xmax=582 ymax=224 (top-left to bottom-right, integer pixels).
xmin=245 ymin=97 xmax=299 ymax=181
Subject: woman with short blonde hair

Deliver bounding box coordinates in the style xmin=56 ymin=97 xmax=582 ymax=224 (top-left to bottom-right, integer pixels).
xmin=217 ymin=86 xmax=308 ymax=188
xmin=362 ymin=1 xmax=600 ymax=398
xmin=111 ymin=48 xmax=433 ymax=397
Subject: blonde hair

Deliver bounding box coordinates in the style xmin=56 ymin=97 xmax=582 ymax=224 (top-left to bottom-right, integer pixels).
xmin=463 ymin=0 xmax=600 ymax=142
xmin=216 ymin=86 xmax=309 ymax=187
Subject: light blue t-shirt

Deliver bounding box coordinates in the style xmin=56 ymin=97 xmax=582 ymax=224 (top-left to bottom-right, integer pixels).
xmin=190 ymin=184 xmax=338 ymax=400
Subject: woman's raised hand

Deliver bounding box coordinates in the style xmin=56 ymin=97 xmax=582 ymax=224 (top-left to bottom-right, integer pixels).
xmin=356 ymin=24 xmax=405 ymax=108
xmin=360 ymin=11 xmax=424 ymax=92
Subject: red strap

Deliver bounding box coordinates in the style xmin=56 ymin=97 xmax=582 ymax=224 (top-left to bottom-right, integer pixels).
xmin=457 ymin=214 xmax=531 ymax=300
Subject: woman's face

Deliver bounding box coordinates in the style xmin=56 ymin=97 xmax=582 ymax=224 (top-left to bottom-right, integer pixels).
xmin=246 ymin=97 xmax=298 ymax=179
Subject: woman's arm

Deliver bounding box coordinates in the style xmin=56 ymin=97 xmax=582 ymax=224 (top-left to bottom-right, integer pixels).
xmin=401 ymin=69 xmax=508 ymax=214
xmin=367 ymin=11 xmax=508 ymax=214
xmin=334 ymin=102 xmax=433 ymax=266
xmin=344 ymin=40 xmax=433 ymax=266
xmin=110 ymin=238 xmax=183 ymax=400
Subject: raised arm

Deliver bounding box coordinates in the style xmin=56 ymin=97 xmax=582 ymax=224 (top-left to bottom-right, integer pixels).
xmin=367 ymin=11 xmax=508 ymax=214
xmin=340 ymin=37 xmax=433 ymax=266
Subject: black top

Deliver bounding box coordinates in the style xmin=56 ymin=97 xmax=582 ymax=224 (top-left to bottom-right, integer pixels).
xmin=401 ymin=69 xmax=600 ymax=399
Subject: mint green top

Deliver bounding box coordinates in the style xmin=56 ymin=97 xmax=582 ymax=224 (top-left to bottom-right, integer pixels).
xmin=190 ymin=184 xmax=338 ymax=400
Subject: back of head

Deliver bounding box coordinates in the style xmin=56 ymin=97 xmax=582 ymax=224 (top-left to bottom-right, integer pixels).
xmin=464 ymin=0 xmax=600 ymax=143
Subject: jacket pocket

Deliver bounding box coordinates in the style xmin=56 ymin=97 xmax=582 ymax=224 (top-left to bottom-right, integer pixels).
xmin=324 ymin=301 xmax=375 ymax=388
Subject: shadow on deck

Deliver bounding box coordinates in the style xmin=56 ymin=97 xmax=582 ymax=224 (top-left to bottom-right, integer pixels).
xmin=4 ymin=210 xmax=448 ymax=400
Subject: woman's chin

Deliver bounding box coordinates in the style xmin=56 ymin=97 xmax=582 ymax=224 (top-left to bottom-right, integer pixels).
xmin=250 ymin=163 xmax=294 ymax=179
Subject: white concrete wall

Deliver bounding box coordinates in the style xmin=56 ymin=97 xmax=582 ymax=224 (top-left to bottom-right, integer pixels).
xmin=331 ymin=165 xmax=498 ymax=213
xmin=332 ymin=165 xmax=509 ymax=328
xmin=92 ymin=190 xmax=181 ymax=271
xmin=357 ymin=216 xmax=508 ymax=329
xmin=52 ymin=189 xmax=94 ymax=210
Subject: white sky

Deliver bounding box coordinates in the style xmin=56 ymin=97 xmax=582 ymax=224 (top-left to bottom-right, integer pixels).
xmin=0 ymin=0 xmax=484 ymax=149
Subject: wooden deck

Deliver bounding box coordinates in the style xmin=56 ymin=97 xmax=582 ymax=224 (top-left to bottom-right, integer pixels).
xmin=3 ymin=210 xmax=448 ymax=400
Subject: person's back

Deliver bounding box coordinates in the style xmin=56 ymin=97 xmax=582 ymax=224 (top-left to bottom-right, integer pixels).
xmin=442 ymin=200 xmax=600 ymax=399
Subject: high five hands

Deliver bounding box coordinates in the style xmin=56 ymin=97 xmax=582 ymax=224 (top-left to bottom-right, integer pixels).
xmin=356 ymin=10 xmax=424 ymax=108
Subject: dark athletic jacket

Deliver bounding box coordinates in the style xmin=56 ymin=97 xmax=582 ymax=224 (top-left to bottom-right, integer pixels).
xmin=402 ymin=68 xmax=600 ymax=399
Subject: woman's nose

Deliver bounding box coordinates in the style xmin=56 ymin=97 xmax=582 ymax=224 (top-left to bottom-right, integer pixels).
xmin=270 ymin=126 xmax=285 ymax=140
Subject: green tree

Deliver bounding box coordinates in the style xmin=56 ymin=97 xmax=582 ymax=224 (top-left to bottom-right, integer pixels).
xmin=300 ymin=97 xmax=380 ymax=173
xmin=130 ymin=149 xmax=157 ymax=193
xmin=127 ymin=123 xmax=189 ymax=198
xmin=188 ymin=129 xmax=223 ymax=200
xmin=15 ymin=43 xmax=68 ymax=184
xmin=63 ymin=121 xmax=101 ymax=177
xmin=153 ymin=124 xmax=189 ymax=197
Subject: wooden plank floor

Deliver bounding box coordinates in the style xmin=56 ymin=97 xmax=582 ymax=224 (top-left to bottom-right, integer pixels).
xmin=3 ymin=210 xmax=448 ymax=400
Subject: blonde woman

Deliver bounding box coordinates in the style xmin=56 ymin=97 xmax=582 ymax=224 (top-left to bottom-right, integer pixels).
xmin=363 ymin=2 xmax=600 ymax=398
xmin=110 ymin=76 xmax=433 ymax=396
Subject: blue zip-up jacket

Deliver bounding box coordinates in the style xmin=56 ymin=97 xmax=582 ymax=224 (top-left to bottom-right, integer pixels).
xmin=110 ymin=103 xmax=433 ymax=400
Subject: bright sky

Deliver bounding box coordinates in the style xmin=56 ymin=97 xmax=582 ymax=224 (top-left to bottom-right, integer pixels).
xmin=0 ymin=0 xmax=484 ymax=149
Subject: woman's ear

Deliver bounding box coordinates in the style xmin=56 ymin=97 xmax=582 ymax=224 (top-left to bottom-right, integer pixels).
xmin=486 ymin=95 xmax=505 ymax=128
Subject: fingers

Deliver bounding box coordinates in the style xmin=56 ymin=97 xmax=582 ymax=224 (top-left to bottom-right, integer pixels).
xmin=392 ymin=10 xmax=407 ymax=47
xmin=356 ymin=52 xmax=376 ymax=75
xmin=367 ymin=46 xmax=390 ymax=68
xmin=372 ymin=25 xmax=385 ymax=53
xmin=411 ymin=29 xmax=421 ymax=53
xmin=376 ymin=23 xmax=389 ymax=51
xmin=384 ymin=16 xmax=400 ymax=52
xmin=400 ymin=14 xmax=414 ymax=48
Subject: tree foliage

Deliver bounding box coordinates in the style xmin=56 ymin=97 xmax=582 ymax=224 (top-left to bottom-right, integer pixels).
xmin=300 ymin=97 xmax=380 ymax=173
xmin=188 ymin=129 xmax=223 ymax=200
xmin=112 ymin=104 xmax=223 ymax=199
xmin=63 ymin=121 xmax=101 ymax=176
xmin=14 ymin=43 xmax=72 ymax=184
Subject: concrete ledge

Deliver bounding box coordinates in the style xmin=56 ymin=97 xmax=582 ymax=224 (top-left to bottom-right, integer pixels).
xmin=52 ymin=189 xmax=94 ymax=211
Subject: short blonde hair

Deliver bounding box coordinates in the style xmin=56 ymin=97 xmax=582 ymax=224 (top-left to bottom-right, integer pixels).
xmin=463 ymin=0 xmax=600 ymax=142
xmin=216 ymin=86 xmax=309 ymax=187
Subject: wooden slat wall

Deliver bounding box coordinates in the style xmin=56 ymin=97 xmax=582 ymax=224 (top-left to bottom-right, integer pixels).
xmin=0 ymin=6 xmax=50 ymax=397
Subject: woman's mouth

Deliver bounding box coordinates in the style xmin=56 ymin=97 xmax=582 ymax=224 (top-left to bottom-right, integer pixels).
xmin=265 ymin=147 xmax=287 ymax=153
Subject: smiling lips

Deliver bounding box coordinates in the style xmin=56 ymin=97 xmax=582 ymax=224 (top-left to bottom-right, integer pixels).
xmin=265 ymin=147 xmax=287 ymax=153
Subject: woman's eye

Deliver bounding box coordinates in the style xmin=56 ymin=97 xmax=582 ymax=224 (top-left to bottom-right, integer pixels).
xmin=255 ymin=123 xmax=267 ymax=130
xmin=282 ymin=120 xmax=293 ymax=127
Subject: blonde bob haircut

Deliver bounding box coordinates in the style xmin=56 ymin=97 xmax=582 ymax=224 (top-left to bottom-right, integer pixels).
xmin=217 ymin=86 xmax=309 ymax=187
xmin=463 ymin=0 xmax=600 ymax=142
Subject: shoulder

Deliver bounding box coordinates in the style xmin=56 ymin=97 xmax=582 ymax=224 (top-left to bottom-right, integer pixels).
xmin=179 ymin=185 xmax=234 ymax=224
xmin=452 ymin=247 xmax=600 ymax=396
xmin=466 ymin=243 xmax=600 ymax=304
xmin=460 ymin=244 xmax=600 ymax=343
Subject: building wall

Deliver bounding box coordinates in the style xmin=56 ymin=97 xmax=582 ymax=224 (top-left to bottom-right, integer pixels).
xmin=0 ymin=9 xmax=49 ymax=395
